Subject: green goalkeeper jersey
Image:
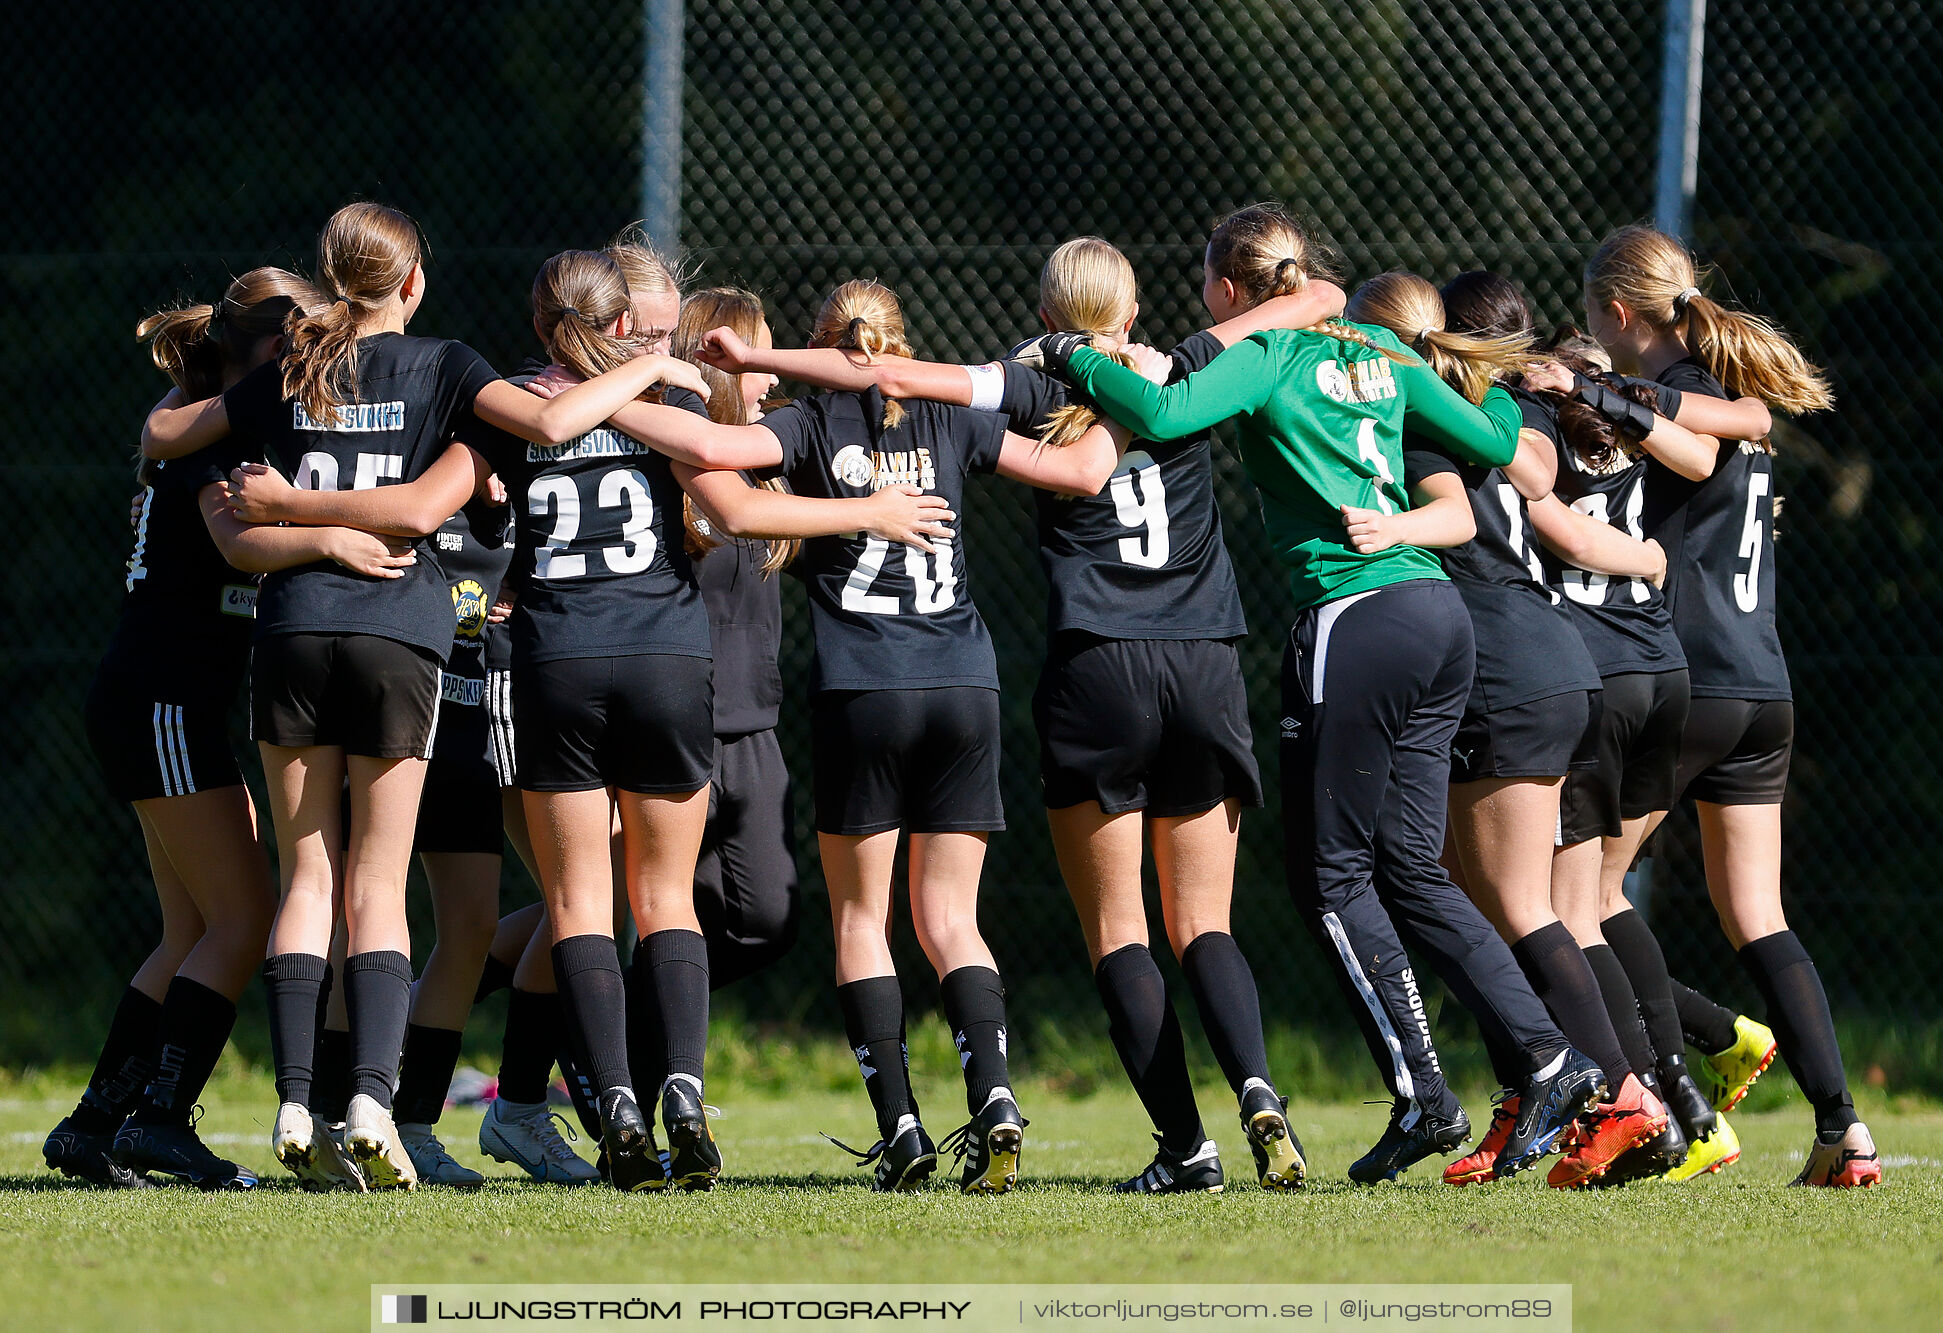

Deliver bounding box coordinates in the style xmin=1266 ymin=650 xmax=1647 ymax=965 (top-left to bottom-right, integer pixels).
xmin=1066 ymin=323 xmax=1522 ymax=610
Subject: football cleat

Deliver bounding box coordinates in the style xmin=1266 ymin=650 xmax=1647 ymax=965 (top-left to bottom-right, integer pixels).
xmin=344 ymin=1093 xmax=418 ymax=1191
xmin=113 ymin=1110 xmax=257 ymax=1191
xmin=1588 ymin=1104 xmax=1689 ymax=1188
xmin=1239 ymin=1082 xmax=1305 ymax=1189
xmin=1443 ymin=1092 xmax=1518 ymax=1187
xmin=1666 ymin=1115 xmax=1741 ymax=1182
xmin=479 ymin=1099 xmax=600 ymax=1185
xmin=1116 ymin=1136 xmax=1225 ymax=1194
xmin=1348 ymin=1099 xmax=1471 ymax=1184
xmin=1658 ymin=1059 xmax=1718 ymax=1141
xmin=939 ymin=1088 xmax=1027 ymax=1194
xmin=660 ymin=1078 xmax=722 ymax=1192
xmin=826 ymin=1116 xmax=938 ymax=1192
xmin=1700 ymin=1016 xmax=1777 ymax=1113
xmin=44 ymin=1116 xmax=154 ymax=1189
xmin=1495 ymin=1048 xmax=1607 ymax=1177
xmin=598 ymin=1088 xmax=667 ymax=1193
xmin=273 ymin=1101 xmax=366 ymax=1192
xmin=1791 ymin=1122 xmax=1883 ymax=1188
xmin=397 ymin=1123 xmax=484 ymax=1189
xmin=1547 ymin=1074 xmax=1668 ymax=1189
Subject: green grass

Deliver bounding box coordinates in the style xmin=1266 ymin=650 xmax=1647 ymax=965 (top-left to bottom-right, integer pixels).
xmin=2 ymin=1068 xmax=1937 ymax=1333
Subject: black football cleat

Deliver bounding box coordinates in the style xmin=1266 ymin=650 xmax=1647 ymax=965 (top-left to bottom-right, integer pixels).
xmin=44 ymin=1117 xmax=154 ymax=1190
xmin=1494 ymin=1048 xmax=1607 ymax=1177
xmin=598 ymin=1088 xmax=667 ymax=1193
xmin=1239 ymin=1082 xmax=1306 ymax=1189
xmin=113 ymin=1111 xmax=257 ymax=1191
xmin=825 ymin=1118 xmax=938 ymax=1192
xmin=1348 ymin=1099 xmax=1471 ymax=1184
xmin=1116 ymin=1136 xmax=1225 ymax=1194
xmin=938 ymin=1091 xmax=1027 ymax=1195
xmin=660 ymin=1078 xmax=722 ymax=1192
xmin=1658 ymin=1059 xmax=1719 ymax=1142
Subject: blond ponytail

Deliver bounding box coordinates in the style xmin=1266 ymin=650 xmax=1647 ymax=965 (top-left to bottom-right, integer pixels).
xmin=137 ymin=305 xmax=224 ymax=401
xmin=283 ymin=202 xmax=423 ymax=426
xmin=1346 ymin=271 xmax=1530 ymax=402
xmin=1586 ymin=225 xmax=1833 ymax=420
xmin=1031 ymin=237 xmax=1142 ymax=448
xmin=811 ymin=280 xmax=913 ymax=432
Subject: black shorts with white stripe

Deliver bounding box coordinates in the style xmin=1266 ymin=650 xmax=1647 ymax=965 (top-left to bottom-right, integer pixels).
xmin=250 ymin=631 xmax=442 ymax=758
xmin=84 ymin=651 xmax=244 ymax=802
xmin=485 ymin=667 xmax=517 ymax=789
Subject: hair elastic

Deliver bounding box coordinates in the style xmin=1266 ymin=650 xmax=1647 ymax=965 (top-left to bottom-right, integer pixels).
xmin=560 ymin=305 xmax=584 ymax=322
xmin=1414 ymin=327 xmax=1436 ymax=347
xmin=846 ymin=316 xmax=866 ymax=342
xmin=1674 ymin=285 xmax=1702 ymax=311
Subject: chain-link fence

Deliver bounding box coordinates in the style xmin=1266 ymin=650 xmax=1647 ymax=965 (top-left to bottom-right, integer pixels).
xmin=4 ymin=2 xmax=1938 ymax=1082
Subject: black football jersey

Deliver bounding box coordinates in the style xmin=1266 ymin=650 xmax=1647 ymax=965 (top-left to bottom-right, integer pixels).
xmin=692 ymin=513 xmax=784 ymax=737
xmin=1403 ymin=444 xmax=1601 ymax=711
xmin=222 ymin=334 xmax=500 ymax=660
xmin=1642 ymin=359 xmax=1790 ymax=701
xmin=119 ymin=439 xmax=261 ymax=651
xmin=472 ymin=376 xmax=709 ymax=667
xmin=759 ymin=388 xmax=1006 ymax=692
xmin=429 ymin=499 xmax=514 ymax=711
xmin=1525 ymin=388 xmax=1688 ymax=678
xmin=989 ymin=331 xmax=1247 ymax=641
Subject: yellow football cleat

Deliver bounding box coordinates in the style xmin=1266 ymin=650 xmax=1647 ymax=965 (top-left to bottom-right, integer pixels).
xmin=1666 ymin=1115 xmax=1741 ymax=1182
xmin=1700 ymin=1016 xmax=1776 ymax=1112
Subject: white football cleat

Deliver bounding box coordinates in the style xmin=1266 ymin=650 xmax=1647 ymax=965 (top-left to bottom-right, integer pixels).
xmin=344 ymin=1094 xmax=418 ymax=1191
xmin=272 ymin=1101 xmax=367 ymax=1193
xmin=479 ymin=1098 xmax=600 ymax=1184
xmin=398 ymin=1123 xmax=485 ymax=1189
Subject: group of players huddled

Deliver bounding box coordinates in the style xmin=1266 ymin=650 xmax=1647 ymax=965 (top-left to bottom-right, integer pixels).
xmin=44 ymin=197 xmax=1881 ymax=1198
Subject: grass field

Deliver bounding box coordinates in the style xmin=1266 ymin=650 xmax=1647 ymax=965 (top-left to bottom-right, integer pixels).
xmin=2 ymin=1067 xmax=1937 ymax=1333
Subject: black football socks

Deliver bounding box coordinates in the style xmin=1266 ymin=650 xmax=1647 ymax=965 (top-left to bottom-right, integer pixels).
xmin=133 ymin=977 xmax=235 ymax=1125
xmin=1584 ymin=943 xmax=1659 ymax=1079
xmin=310 ymin=1026 xmax=352 ymax=1123
xmin=1095 ymin=944 xmax=1205 ymax=1153
xmin=393 ymin=1023 xmax=464 ymax=1127
xmin=263 ymin=953 xmax=329 ymax=1108
xmin=344 ymin=951 xmax=414 ymax=1109
xmin=645 ymin=929 xmax=710 ymax=1092
xmin=1180 ymin=932 xmax=1275 ymax=1093
xmin=939 ymin=965 xmax=1012 ymax=1113
xmin=1512 ymin=922 xmax=1633 ymax=1087
xmin=1739 ymin=931 xmax=1857 ymax=1134
xmin=552 ymin=934 xmax=633 ymax=1100
xmin=71 ymin=985 xmax=163 ymax=1134
xmin=496 ymin=988 xmax=561 ymax=1106
xmin=1669 ymin=976 xmax=1742 ymax=1055
xmin=1601 ymin=909 xmax=1686 ymax=1073
xmin=838 ymin=975 xmax=918 ymax=1139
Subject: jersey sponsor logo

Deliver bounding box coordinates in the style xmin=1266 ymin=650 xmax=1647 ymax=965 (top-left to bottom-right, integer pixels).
xmin=291 ymin=400 xmax=407 ymax=433
xmin=220 ymin=584 xmax=258 ymax=618
xmin=830 ymin=444 xmax=877 ymax=489
xmin=436 ymin=531 xmax=464 ymax=552
xmin=524 ymin=427 xmax=646 ymax=464
xmin=1315 ymin=357 xmax=1398 ymax=405
xmin=1279 ymin=715 xmax=1302 ymax=739
xmin=439 ymin=671 xmax=485 ymax=707
xmin=451 ymin=578 xmax=489 ymax=640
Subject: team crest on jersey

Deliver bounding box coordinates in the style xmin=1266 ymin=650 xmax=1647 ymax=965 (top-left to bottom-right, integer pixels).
xmin=831 ymin=444 xmax=877 ymax=489
xmin=451 ymin=579 xmax=488 ymax=639
xmin=1316 ymin=357 xmax=1397 ymax=405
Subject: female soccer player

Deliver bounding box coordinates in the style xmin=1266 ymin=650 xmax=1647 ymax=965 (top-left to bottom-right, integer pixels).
xmin=1336 ymin=272 xmax=1673 ymax=1188
xmin=1580 ymin=226 xmax=1879 ymax=1187
xmin=597 ymin=279 xmax=1133 ymax=1193
xmin=695 ymin=239 xmax=1345 ymax=1192
xmin=1017 ymin=204 xmax=1607 ymax=1185
xmin=150 ymin=203 xmax=711 ymax=1190
xmin=48 ymin=267 xmax=411 ymax=1191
